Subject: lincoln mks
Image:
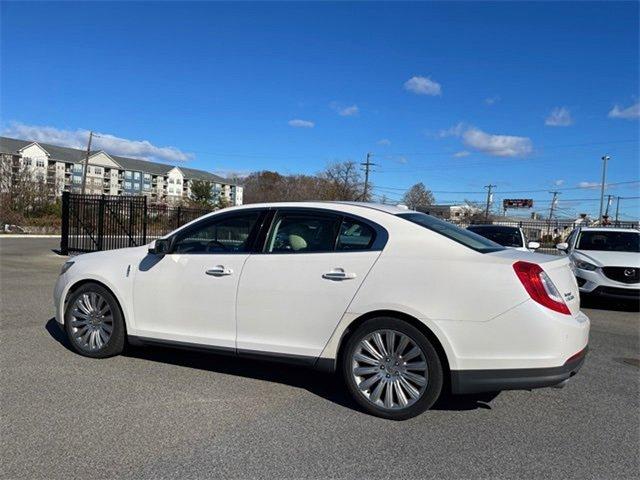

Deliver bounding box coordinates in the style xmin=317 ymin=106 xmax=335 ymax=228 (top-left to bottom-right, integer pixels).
xmin=54 ymin=202 xmax=589 ymax=419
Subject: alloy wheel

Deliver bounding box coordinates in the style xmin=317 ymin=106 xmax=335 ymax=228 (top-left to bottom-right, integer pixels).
xmin=69 ymin=292 xmax=114 ymax=351
xmin=351 ymin=329 xmax=428 ymax=410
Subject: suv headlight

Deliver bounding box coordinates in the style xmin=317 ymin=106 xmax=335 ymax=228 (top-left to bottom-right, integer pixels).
xmin=573 ymin=259 xmax=597 ymax=271
xmin=60 ymin=261 xmax=75 ymax=275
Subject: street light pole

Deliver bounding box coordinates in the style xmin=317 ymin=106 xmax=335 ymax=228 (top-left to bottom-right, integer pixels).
xmin=597 ymin=155 xmax=610 ymax=223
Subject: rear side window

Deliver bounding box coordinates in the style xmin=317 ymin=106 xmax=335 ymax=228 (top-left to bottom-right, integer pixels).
xmin=398 ymin=212 xmax=504 ymax=253
xmin=267 ymin=213 xmax=340 ymax=253
xmin=337 ymin=218 xmax=375 ymax=250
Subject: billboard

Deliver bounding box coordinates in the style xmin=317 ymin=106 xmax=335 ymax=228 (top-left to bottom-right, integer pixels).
xmin=503 ymin=199 xmax=534 ymax=209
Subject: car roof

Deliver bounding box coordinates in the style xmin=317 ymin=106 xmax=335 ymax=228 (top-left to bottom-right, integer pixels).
xmin=224 ymin=201 xmax=411 ymax=215
xmin=467 ymin=224 xmax=520 ymax=229
xmin=579 ymin=227 xmax=639 ymax=233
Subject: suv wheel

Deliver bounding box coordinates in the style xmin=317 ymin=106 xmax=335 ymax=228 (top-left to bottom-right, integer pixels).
xmin=342 ymin=317 xmax=443 ymax=420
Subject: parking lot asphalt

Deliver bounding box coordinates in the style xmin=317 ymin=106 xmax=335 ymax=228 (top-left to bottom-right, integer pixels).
xmin=1 ymin=237 xmax=638 ymax=480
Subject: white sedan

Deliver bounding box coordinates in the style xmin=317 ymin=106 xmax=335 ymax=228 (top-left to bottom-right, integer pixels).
xmin=54 ymin=202 xmax=589 ymax=420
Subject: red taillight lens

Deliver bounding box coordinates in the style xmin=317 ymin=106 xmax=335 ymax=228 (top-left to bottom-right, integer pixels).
xmin=513 ymin=261 xmax=570 ymax=315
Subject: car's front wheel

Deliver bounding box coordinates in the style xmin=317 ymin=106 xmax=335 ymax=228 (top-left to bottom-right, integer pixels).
xmin=64 ymin=282 xmax=125 ymax=358
xmin=342 ymin=317 xmax=443 ymax=420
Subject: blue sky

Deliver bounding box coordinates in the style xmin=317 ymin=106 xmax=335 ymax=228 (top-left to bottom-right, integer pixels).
xmin=2 ymin=1 xmax=639 ymax=218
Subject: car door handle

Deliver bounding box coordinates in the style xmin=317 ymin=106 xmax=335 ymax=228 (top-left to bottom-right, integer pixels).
xmin=205 ymin=265 xmax=233 ymax=277
xmin=322 ymin=268 xmax=357 ymax=281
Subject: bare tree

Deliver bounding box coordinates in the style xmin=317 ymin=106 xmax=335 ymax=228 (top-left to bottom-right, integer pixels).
xmin=321 ymin=161 xmax=363 ymax=201
xmin=402 ymin=183 xmax=435 ymax=210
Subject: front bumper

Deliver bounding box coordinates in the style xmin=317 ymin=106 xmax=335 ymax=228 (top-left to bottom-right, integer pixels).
xmin=450 ymin=347 xmax=588 ymax=394
xmin=575 ymin=267 xmax=639 ymax=299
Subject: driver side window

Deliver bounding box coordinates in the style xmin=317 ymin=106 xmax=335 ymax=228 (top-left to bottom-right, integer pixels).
xmin=172 ymin=212 xmax=261 ymax=254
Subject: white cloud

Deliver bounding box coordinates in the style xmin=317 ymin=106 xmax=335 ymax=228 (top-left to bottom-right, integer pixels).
xmin=288 ymin=119 xmax=315 ymax=128
xmin=554 ymin=179 xmax=565 ymax=186
xmin=2 ymin=122 xmax=192 ymax=162
xmin=437 ymin=122 xmax=465 ymax=138
xmin=545 ymin=107 xmax=573 ymax=127
xmin=403 ymin=76 xmax=442 ymax=96
xmin=608 ymin=102 xmax=640 ymax=120
xmin=453 ymin=150 xmax=470 ymax=158
xmin=578 ymin=181 xmax=601 ymax=189
xmin=462 ymin=127 xmax=533 ymax=157
xmin=484 ymin=95 xmax=500 ymax=106
xmin=377 ymin=138 xmax=391 ymax=146
xmin=340 ymin=105 xmax=359 ymax=116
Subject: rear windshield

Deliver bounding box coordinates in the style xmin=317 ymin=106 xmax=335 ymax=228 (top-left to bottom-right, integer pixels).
xmin=577 ymin=231 xmax=640 ymax=252
xmin=467 ymin=226 xmax=524 ymax=248
xmin=398 ymin=212 xmax=505 ymax=253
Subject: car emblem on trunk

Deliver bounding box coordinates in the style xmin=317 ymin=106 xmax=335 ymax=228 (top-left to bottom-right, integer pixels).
xmin=624 ymin=268 xmax=636 ymax=277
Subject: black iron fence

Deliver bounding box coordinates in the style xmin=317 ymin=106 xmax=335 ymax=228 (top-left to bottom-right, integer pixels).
xmin=60 ymin=192 xmax=212 ymax=254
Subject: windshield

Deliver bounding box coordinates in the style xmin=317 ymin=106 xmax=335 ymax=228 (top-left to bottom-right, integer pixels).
xmin=577 ymin=230 xmax=640 ymax=252
xmin=398 ymin=212 xmax=504 ymax=253
xmin=467 ymin=226 xmax=524 ymax=247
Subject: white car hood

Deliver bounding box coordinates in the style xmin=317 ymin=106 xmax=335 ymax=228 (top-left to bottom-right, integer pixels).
xmin=572 ymin=250 xmax=640 ymax=268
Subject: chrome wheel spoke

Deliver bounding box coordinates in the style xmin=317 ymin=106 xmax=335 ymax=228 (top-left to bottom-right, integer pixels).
xmin=352 ymin=329 xmax=428 ymax=411
xmin=394 ymin=381 xmax=409 ymax=407
xmin=354 ymin=366 xmax=379 ymax=376
xmin=403 ymin=371 xmax=427 ymax=387
xmin=361 ymin=339 xmax=383 ymax=360
xmin=405 ymin=361 xmax=427 ymax=371
xmin=372 ymin=333 xmax=388 ymax=357
xmin=354 ymin=353 xmax=378 ymax=365
xmin=358 ymin=373 xmax=382 ymax=391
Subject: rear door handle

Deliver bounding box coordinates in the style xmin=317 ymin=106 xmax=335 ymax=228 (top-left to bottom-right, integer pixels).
xmin=322 ymin=268 xmax=357 ymax=281
xmin=205 ymin=265 xmax=233 ymax=276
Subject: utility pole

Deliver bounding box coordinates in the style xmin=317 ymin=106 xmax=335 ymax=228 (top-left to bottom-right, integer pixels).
xmin=615 ymin=196 xmax=621 ymax=225
xmin=81 ymin=131 xmax=94 ymax=194
xmin=361 ymin=153 xmax=376 ymax=202
xmin=548 ymin=191 xmax=560 ymax=235
xmin=604 ymin=194 xmax=613 ymax=217
xmin=484 ymin=184 xmax=496 ymax=220
xmin=598 ymin=155 xmax=611 ymax=223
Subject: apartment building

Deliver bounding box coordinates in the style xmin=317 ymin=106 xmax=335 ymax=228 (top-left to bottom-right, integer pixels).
xmin=0 ymin=136 xmax=243 ymax=205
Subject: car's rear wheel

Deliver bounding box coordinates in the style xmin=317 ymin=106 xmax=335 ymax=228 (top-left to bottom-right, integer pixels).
xmin=342 ymin=317 xmax=443 ymax=420
xmin=64 ymin=283 xmax=125 ymax=358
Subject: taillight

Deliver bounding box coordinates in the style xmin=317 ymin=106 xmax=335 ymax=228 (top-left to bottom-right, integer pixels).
xmin=513 ymin=261 xmax=570 ymax=315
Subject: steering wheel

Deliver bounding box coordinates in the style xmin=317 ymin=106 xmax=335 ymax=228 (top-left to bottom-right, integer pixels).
xmin=205 ymin=240 xmax=229 ymax=252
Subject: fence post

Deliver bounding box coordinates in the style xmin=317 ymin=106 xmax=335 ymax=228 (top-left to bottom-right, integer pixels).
xmin=143 ymin=196 xmax=148 ymax=244
xmin=176 ymin=206 xmax=182 ymax=229
xmin=60 ymin=191 xmax=70 ymax=255
xmin=97 ymin=195 xmax=105 ymax=251
xmin=128 ymin=199 xmax=134 ymax=247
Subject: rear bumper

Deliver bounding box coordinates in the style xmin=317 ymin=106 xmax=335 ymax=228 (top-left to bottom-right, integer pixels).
xmin=450 ymin=347 xmax=588 ymax=394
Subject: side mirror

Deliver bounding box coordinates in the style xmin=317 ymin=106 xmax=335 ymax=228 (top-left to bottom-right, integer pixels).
xmin=148 ymin=238 xmax=171 ymax=255
xmin=555 ymin=242 xmax=569 ymax=252
xmin=527 ymin=241 xmax=541 ymax=250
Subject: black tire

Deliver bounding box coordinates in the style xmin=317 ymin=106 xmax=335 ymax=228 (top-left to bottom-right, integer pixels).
xmin=342 ymin=317 xmax=443 ymax=420
xmin=64 ymin=282 xmax=125 ymax=358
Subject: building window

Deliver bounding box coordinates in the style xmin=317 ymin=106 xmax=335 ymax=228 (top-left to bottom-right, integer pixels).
xmin=36 ymin=160 xmax=45 ymax=168
xmin=125 ymin=171 xmax=132 ymax=179
xmin=124 ymin=181 xmax=132 ymax=189
xmin=25 ymin=158 xmax=32 ymax=166
xmin=93 ymin=167 xmax=102 ymax=175
xmin=73 ymin=177 xmax=81 ymax=184
xmin=144 ymin=173 xmax=151 ymax=180
xmin=176 ymin=178 xmax=182 ymax=185
xmin=133 ymin=182 xmax=140 ymax=190
xmin=73 ymin=164 xmax=83 ymax=172
xmin=133 ymin=172 xmax=140 ymax=180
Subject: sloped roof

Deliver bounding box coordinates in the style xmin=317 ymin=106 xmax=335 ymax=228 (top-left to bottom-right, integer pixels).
xmin=0 ymin=136 xmax=238 ymax=185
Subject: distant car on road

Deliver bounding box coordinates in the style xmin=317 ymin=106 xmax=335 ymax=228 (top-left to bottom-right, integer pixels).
xmin=467 ymin=224 xmax=540 ymax=252
xmin=556 ymin=227 xmax=639 ymax=302
xmin=54 ymin=202 xmax=589 ymax=420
